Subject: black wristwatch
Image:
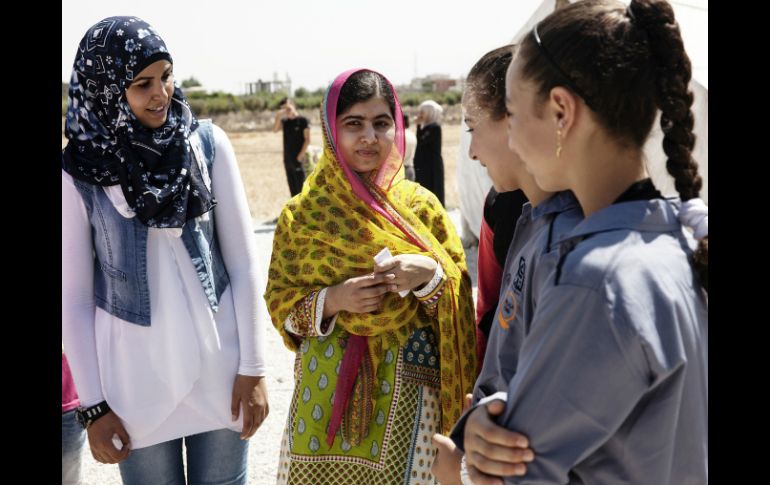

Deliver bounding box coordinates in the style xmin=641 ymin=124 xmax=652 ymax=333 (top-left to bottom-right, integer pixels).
xmin=75 ymin=401 xmax=111 ymax=429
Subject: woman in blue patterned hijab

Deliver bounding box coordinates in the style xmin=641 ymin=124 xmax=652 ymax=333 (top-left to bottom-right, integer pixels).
xmin=62 ymin=16 xmax=270 ymax=485
xmin=62 ymin=16 xmax=214 ymax=228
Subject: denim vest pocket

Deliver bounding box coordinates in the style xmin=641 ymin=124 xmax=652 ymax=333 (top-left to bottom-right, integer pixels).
xmin=99 ymin=261 xmax=127 ymax=281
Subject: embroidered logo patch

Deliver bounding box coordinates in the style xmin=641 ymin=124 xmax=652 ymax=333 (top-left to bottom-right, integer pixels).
xmin=513 ymin=256 xmax=526 ymax=293
xmin=497 ymin=288 xmax=519 ymax=330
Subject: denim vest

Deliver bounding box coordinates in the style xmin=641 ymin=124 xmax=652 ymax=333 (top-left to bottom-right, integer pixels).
xmin=73 ymin=120 xmax=230 ymax=326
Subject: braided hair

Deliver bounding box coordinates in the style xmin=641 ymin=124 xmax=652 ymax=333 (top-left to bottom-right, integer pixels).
xmin=516 ymin=0 xmax=707 ymax=290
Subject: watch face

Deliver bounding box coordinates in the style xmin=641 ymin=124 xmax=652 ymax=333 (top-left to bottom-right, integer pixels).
xmin=75 ymin=409 xmax=88 ymax=429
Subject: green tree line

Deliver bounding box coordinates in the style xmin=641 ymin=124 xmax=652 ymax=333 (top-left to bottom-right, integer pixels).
xmin=62 ymin=82 xmax=462 ymax=117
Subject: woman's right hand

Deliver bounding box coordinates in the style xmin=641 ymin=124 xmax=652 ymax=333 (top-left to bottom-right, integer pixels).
xmin=324 ymin=272 xmax=396 ymax=317
xmin=86 ymin=411 xmax=131 ymax=464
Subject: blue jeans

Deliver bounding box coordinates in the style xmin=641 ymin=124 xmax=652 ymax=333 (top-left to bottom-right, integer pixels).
xmin=118 ymin=429 xmax=248 ymax=485
xmin=62 ymin=409 xmax=86 ymax=485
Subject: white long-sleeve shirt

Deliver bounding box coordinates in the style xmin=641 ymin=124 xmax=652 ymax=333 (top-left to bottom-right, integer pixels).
xmin=62 ymin=125 xmax=267 ymax=449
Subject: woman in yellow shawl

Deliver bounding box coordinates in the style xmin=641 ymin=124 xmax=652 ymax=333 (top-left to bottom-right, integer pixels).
xmin=266 ymin=68 xmax=476 ymax=484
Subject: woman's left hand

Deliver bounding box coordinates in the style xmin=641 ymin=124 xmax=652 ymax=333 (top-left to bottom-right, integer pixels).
xmin=231 ymin=375 xmax=269 ymax=440
xmin=374 ymin=254 xmax=438 ymax=293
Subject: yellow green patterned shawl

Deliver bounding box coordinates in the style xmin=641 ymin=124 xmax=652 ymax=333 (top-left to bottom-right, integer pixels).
xmin=265 ymin=68 xmax=476 ymax=434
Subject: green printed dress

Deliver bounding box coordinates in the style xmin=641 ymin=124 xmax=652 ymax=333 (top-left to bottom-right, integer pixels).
xmin=277 ymin=325 xmax=441 ymax=485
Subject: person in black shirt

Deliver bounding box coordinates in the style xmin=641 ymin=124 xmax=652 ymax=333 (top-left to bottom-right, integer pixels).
xmin=273 ymin=98 xmax=310 ymax=197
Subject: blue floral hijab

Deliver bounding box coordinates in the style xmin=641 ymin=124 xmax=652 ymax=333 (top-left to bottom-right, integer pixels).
xmin=62 ymin=16 xmax=215 ymax=228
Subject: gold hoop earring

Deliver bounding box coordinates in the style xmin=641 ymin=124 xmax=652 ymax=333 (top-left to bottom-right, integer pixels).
xmin=556 ymin=128 xmax=563 ymax=159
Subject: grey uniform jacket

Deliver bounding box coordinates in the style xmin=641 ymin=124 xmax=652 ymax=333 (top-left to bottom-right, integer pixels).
xmin=472 ymin=190 xmax=582 ymax=403
xmin=454 ymin=198 xmax=708 ymax=485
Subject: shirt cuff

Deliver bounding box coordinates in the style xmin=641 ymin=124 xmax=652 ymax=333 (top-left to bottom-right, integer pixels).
xmin=284 ymin=287 xmax=338 ymax=337
xmin=237 ymin=363 xmax=267 ymax=377
xmin=412 ymin=262 xmax=445 ymax=299
xmin=478 ymin=391 xmax=508 ymax=407
xmin=78 ymin=395 xmax=106 ymax=408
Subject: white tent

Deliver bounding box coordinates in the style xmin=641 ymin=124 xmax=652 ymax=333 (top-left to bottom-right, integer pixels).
xmin=457 ymin=0 xmax=708 ymax=240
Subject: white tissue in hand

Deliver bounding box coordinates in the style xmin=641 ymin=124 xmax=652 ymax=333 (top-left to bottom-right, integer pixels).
xmin=373 ymin=247 xmax=393 ymax=264
xmin=374 ymin=248 xmax=409 ymax=297
xmin=112 ymin=434 xmax=124 ymax=450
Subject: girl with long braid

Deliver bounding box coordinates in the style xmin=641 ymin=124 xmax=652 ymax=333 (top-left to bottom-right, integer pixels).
xmin=456 ymin=1 xmax=708 ymax=483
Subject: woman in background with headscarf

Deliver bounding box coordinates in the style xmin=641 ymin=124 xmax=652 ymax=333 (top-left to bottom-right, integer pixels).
xmin=414 ymin=99 xmax=445 ymax=206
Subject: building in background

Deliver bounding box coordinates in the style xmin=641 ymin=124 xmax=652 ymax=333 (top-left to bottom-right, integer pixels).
xmin=246 ymin=72 xmax=292 ymax=96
